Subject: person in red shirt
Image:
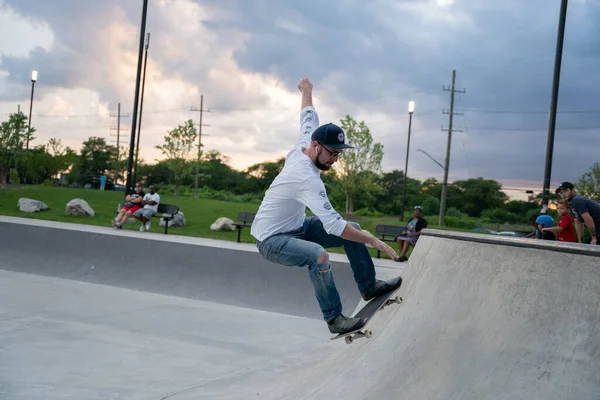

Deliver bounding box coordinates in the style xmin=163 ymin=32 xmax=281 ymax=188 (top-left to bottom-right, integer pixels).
xmin=542 ymin=201 xmax=576 ymax=242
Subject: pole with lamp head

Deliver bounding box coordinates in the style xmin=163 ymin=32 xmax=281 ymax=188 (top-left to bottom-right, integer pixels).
xmin=401 ymin=100 xmax=415 ymax=221
xmin=27 ymin=69 xmax=37 ymax=150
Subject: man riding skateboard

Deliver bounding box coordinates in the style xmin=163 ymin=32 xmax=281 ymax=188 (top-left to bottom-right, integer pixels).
xmin=251 ymin=77 xmax=402 ymax=335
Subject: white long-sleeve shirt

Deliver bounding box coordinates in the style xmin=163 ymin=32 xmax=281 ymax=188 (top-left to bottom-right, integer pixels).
xmin=251 ymin=106 xmax=348 ymax=242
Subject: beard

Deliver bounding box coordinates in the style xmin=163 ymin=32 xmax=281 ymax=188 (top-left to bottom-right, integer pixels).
xmin=314 ymin=149 xmax=331 ymax=171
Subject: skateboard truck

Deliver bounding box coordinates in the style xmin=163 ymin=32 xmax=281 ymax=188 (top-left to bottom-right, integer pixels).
xmin=333 ymin=294 xmax=403 ymax=345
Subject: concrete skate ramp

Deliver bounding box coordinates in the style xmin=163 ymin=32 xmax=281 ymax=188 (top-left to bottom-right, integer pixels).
xmin=170 ymin=229 xmax=600 ymax=399
xmin=2 ymin=216 xmax=600 ymax=400
xmin=0 ymin=217 xmax=367 ymax=319
xmin=0 ymin=217 xmax=400 ymax=399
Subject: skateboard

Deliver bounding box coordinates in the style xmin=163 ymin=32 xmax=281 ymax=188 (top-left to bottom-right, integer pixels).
xmin=330 ymin=284 xmax=403 ymax=344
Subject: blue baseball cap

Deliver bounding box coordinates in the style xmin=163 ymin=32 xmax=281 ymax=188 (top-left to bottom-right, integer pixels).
xmin=311 ymin=123 xmax=354 ymax=150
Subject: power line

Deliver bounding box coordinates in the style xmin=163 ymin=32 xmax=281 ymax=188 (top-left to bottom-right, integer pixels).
xmin=461 ymin=108 xmax=600 ymax=114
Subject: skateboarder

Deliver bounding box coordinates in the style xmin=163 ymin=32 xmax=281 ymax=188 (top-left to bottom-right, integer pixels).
xmin=251 ymin=78 xmax=402 ymax=335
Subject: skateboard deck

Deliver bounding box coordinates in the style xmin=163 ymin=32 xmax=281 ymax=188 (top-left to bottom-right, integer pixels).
xmin=330 ymin=284 xmax=403 ymax=344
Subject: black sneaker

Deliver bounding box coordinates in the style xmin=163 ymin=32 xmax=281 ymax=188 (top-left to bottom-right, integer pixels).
xmin=361 ymin=276 xmax=403 ymax=301
xmin=327 ymin=314 xmax=365 ymax=334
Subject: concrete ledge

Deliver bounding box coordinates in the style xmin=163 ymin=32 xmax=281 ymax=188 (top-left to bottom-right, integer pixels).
xmin=422 ymin=228 xmax=600 ymax=258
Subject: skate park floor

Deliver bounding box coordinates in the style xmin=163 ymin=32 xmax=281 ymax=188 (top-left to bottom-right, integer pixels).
xmin=1 ymin=215 xmax=599 ymax=399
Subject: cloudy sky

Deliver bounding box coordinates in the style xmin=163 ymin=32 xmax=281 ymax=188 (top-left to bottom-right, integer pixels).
xmin=1 ymin=0 xmax=599 ymax=192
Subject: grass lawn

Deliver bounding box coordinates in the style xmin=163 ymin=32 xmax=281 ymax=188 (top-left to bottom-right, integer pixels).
xmin=0 ymin=185 xmax=453 ymax=259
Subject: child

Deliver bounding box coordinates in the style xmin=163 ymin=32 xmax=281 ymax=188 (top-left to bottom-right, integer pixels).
xmin=542 ymin=201 xmax=576 ymax=242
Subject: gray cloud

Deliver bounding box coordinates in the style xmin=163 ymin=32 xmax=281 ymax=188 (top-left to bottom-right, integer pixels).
xmin=0 ymin=0 xmax=598 ymax=186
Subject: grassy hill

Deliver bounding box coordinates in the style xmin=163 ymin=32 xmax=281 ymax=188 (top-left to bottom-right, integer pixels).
xmin=0 ymin=185 xmax=425 ymax=259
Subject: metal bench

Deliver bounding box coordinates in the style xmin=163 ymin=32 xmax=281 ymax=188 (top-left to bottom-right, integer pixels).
xmin=116 ymin=203 xmax=180 ymax=234
xmin=232 ymin=211 xmax=256 ymax=243
xmin=374 ymin=224 xmax=404 ymax=258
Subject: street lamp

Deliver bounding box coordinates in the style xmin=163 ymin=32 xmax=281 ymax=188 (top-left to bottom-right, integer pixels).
xmin=541 ymin=0 xmax=569 ymax=213
xmin=133 ymin=32 xmax=151 ymax=184
xmin=125 ymin=0 xmax=149 ymax=193
xmin=27 ymin=69 xmax=37 ymax=150
xmin=416 ymin=149 xmax=444 ymax=170
xmin=400 ymin=101 xmax=415 ymax=221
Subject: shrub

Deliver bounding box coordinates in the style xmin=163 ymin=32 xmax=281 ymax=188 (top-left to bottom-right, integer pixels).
xmin=9 ymin=169 xmax=20 ymax=184
xmin=353 ymin=207 xmax=384 ymax=217
xmin=41 ymin=179 xmax=53 ymax=187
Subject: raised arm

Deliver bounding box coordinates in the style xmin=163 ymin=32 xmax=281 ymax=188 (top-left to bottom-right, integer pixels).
xmin=298 ymin=78 xmax=313 ymax=109
xmin=296 ymin=78 xmax=319 ymax=147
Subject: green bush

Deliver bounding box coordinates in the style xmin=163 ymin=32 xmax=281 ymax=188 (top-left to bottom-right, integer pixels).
xmin=9 ymin=169 xmax=20 ymax=184
xmin=443 ymin=216 xmax=478 ymax=230
xmin=482 ymin=208 xmax=520 ymax=223
xmin=353 ymin=207 xmax=384 ymax=217
xmin=445 ymin=207 xmax=466 ymax=218
xmin=421 ymin=196 xmax=440 ymax=215
xmin=41 ymin=179 xmax=53 ymax=187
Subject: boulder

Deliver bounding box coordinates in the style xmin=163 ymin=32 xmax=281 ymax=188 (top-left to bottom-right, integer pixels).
xmin=210 ymin=217 xmax=236 ymax=231
xmin=160 ymin=211 xmax=186 ymax=228
xmin=66 ymin=198 xmax=95 ymax=217
xmin=18 ymin=198 xmax=48 ymax=213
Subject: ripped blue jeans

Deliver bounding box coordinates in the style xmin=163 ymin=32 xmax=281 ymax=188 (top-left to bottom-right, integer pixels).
xmin=256 ymin=216 xmax=376 ymax=321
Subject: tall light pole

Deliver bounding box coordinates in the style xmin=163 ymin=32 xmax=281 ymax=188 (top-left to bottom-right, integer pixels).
xmin=27 ymin=69 xmax=37 ymax=150
xmin=125 ymin=0 xmax=149 ymax=193
xmin=133 ymin=32 xmax=150 ymax=185
xmin=400 ymin=100 xmax=415 ymax=221
xmin=541 ymin=0 xmax=569 ymax=213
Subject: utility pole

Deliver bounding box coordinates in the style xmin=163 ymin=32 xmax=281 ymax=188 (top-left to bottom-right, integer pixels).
xmin=439 ymin=70 xmax=466 ymax=226
xmin=109 ymin=103 xmax=130 ymax=185
xmin=190 ymin=95 xmax=210 ymax=198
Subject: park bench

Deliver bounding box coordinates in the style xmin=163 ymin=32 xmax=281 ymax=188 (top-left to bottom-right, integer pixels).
xmin=116 ymin=202 xmax=180 ymax=234
xmin=374 ymin=224 xmax=404 ymax=258
xmin=233 ymin=211 xmax=256 ymax=243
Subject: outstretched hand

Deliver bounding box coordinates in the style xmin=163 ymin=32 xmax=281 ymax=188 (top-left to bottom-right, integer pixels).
xmin=298 ymin=77 xmax=313 ymax=93
xmin=370 ymin=238 xmax=400 ymax=261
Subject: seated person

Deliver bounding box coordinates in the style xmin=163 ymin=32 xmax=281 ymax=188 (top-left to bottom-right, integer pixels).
xmin=112 ymin=182 xmax=145 ymax=229
xmin=395 ymin=206 xmax=428 ymax=262
xmin=133 ymin=184 xmax=160 ymax=232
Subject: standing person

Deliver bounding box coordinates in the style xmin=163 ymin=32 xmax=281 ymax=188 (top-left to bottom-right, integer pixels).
xmin=251 ymin=77 xmax=402 ymax=335
xmin=541 ymin=201 xmax=576 ymax=243
xmin=395 ymin=206 xmax=428 ymax=262
xmin=100 ymin=174 xmax=106 ymax=191
xmin=555 ymin=181 xmax=600 ymax=245
xmin=134 ymin=184 xmax=160 ymax=232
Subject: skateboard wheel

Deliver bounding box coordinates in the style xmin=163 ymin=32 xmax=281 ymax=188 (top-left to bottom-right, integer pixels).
xmin=395 ymin=296 xmax=402 ymax=303
xmin=345 ymin=336 xmax=353 ymax=344
xmin=364 ymin=330 xmax=373 ymax=338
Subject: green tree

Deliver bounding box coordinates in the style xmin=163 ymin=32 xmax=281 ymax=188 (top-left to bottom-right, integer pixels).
xmin=47 ymin=138 xmax=77 ymax=179
xmin=337 ymin=115 xmax=384 ymax=214
xmin=451 ymin=178 xmax=508 ymax=217
xmin=244 ymin=157 xmax=285 ymax=193
xmin=154 ymin=120 xmax=198 ymax=196
xmin=0 ymin=112 xmax=33 ymax=185
xmin=375 ymin=169 xmax=421 ymax=215
xmin=576 ymin=163 xmax=600 ymax=202
xmin=70 ymin=137 xmax=117 ymax=185
xmin=200 ymin=150 xmax=246 ymax=193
